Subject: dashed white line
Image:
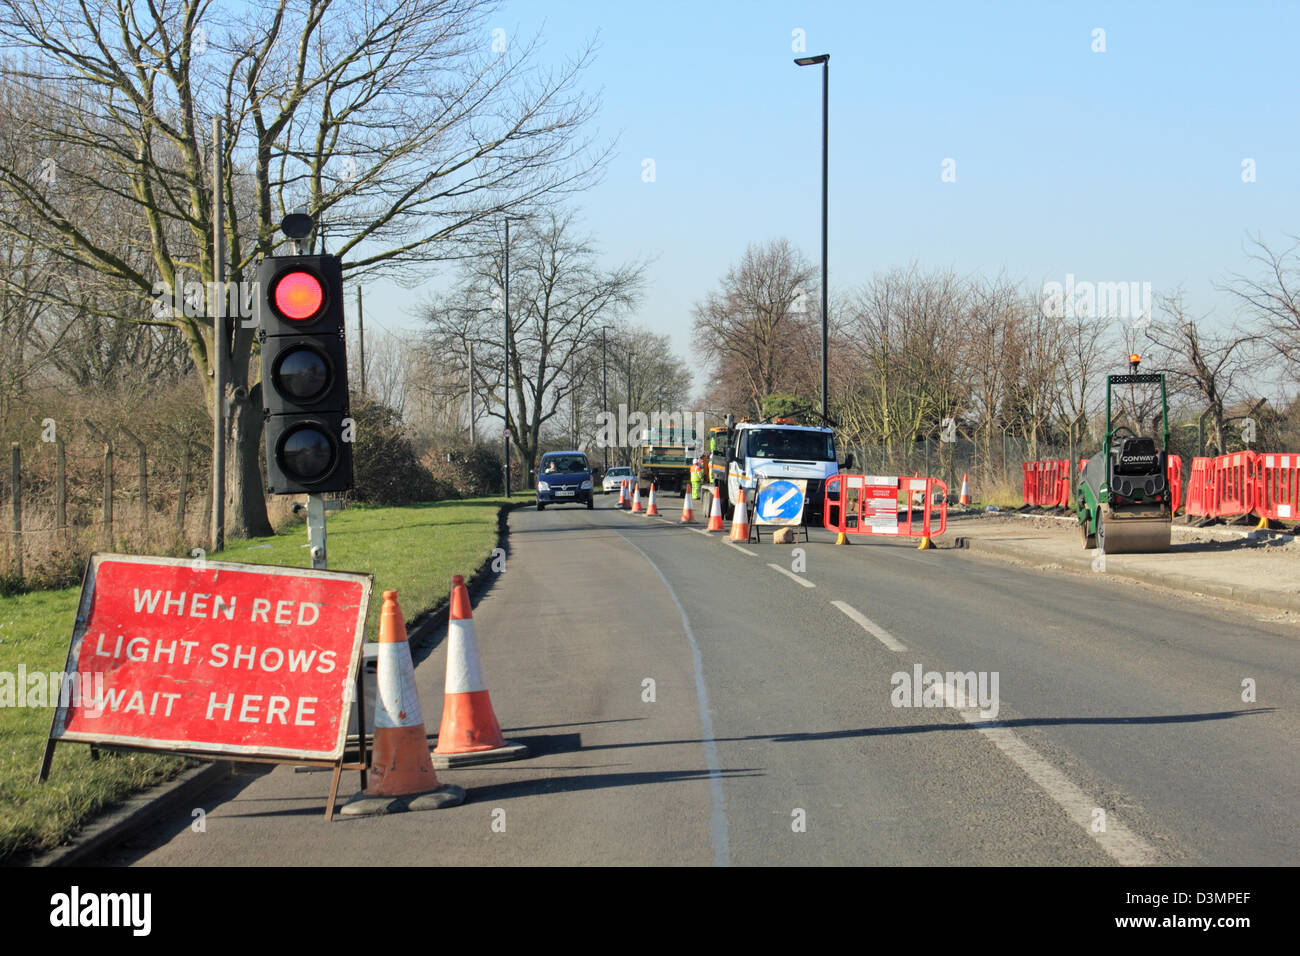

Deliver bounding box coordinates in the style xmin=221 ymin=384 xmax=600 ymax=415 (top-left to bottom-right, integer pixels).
xmin=692 ymin=527 xmax=712 ymax=536
xmin=938 ymin=683 xmax=1157 ymax=866
xmin=726 ymin=541 xmax=757 ymax=556
xmin=767 ymin=562 xmax=815 ymax=587
xmin=831 ymin=600 xmax=907 ymax=651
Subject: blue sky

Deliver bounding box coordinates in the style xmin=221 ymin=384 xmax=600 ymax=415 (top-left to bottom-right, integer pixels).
xmin=364 ymin=0 xmax=1300 ymax=382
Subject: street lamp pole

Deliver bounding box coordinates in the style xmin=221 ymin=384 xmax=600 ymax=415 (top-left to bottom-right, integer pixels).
xmin=795 ymin=53 xmax=830 ymax=422
xmin=503 ymin=219 xmax=513 ymax=496
xmin=601 ymin=326 xmax=609 ymax=472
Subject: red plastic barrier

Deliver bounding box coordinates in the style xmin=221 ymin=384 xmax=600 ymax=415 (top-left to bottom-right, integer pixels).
xmin=1167 ymin=454 xmax=1182 ymax=514
xmin=1022 ymin=459 xmax=1069 ymax=507
xmin=823 ymin=475 xmax=948 ymax=539
xmin=1212 ymin=451 xmax=1257 ymax=518
xmin=1050 ymin=459 xmax=1070 ymax=507
xmin=1185 ymin=457 xmax=1214 ymax=517
xmin=1254 ymin=453 xmax=1300 ymax=522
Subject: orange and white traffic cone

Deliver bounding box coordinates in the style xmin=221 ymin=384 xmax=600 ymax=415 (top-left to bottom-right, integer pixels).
xmin=681 ymin=492 xmax=695 ymax=523
xmin=617 ymin=480 xmax=627 ymax=509
xmin=341 ymin=590 xmax=465 ymax=816
xmin=630 ymin=483 xmax=642 ymax=513
xmin=729 ymin=488 xmax=750 ymax=542
xmin=432 ymin=575 xmax=528 ymax=768
xmin=959 ymin=474 xmax=971 ymax=505
xmin=706 ymin=486 xmax=724 ymax=532
xmin=646 ymin=482 xmax=659 ymax=516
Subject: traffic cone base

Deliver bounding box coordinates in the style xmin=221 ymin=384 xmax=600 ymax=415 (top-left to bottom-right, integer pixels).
xmin=432 ymin=575 xmax=529 ymax=768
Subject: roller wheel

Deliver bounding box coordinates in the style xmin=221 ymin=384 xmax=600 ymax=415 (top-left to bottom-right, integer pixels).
xmin=1080 ymin=516 xmax=1096 ymax=550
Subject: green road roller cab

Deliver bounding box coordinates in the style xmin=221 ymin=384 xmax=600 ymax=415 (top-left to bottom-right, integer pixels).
xmin=1076 ymin=355 xmax=1173 ymax=553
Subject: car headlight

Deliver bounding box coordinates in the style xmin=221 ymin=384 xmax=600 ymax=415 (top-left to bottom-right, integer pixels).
xmin=537 ymin=481 xmax=549 ymax=492
xmin=581 ymin=479 xmax=592 ymax=489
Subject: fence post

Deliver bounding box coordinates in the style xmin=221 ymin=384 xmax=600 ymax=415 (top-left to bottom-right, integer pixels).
xmin=103 ymin=442 xmax=114 ymax=546
xmin=55 ymin=437 xmax=67 ymax=534
xmin=177 ymin=443 xmax=190 ymax=536
xmin=10 ymin=443 xmax=21 ymax=581
xmin=201 ymin=449 xmax=213 ymax=549
xmin=120 ymin=426 xmax=148 ymax=549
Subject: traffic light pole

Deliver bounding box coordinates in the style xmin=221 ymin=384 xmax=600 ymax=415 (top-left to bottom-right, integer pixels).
xmin=301 ymin=494 xmax=341 ymax=570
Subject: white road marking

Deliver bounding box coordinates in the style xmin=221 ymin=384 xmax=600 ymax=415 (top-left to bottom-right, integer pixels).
xmin=692 ymin=528 xmax=712 ymax=536
xmin=615 ymin=532 xmax=731 ymax=867
xmin=726 ymin=541 xmax=757 ymax=556
xmin=939 ymin=683 xmax=1157 ymax=866
xmin=767 ymin=563 xmax=815 ymax=588
xmin=830 ymin=600 xmax=907 ymax=651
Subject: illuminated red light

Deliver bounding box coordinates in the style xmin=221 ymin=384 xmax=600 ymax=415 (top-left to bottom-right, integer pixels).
xmin=274 ymin=271 xmax=324 ymax=320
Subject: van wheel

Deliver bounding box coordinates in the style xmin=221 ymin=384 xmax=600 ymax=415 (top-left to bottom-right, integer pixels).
xmin=537 ymin=503 xmax=545 ymax=511
xmin=586 ymin=499 xmax=593 ymax=510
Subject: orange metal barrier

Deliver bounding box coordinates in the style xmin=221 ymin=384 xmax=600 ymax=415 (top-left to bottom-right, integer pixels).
xmin=823 ymin=475 xmax=948 ymax=539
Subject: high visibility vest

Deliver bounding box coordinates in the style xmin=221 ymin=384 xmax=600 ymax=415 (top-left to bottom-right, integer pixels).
xmin=690 ymin=462 xmax=700 ymax=478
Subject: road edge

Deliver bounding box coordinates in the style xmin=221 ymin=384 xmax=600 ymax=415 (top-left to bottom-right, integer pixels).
xmin=952 ymin=534 xmax=1300 ymax=613
xmin=23 ymin=499 xmax=522 ymax=868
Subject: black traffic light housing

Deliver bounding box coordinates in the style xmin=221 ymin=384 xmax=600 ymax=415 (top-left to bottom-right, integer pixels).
xmin=258 ymin=252 xmax=353 ymax=494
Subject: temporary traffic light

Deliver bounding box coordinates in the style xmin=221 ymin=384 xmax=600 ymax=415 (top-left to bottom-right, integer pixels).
xmin=258 ymin=253 xmax=354 ymax=494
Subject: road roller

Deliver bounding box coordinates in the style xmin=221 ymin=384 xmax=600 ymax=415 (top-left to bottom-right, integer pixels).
xmin=1076 ymin=355 xmax=1173 ymax=553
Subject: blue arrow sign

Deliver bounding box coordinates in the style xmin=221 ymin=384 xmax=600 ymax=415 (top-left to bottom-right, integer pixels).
xmin=757 ymin=479 xmax=804 ymax=523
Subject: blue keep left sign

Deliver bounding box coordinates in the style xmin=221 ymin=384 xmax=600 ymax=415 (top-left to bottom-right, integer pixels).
xmin=756 ymin=479 xmax=805 ymax=525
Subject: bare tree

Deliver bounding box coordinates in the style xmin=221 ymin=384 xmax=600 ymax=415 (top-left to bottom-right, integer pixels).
xmin=1224 ymin=234 xmax=1300 ymax=380
xmin=692 ymin=238 xmax=819 ymax=419
xmin=0 ymin=0 xmax=606 ymax=535
xmin=1143 ymin=293 xmax=1262 ymax=454
xmin=421 ymin=211 xmax=646 ymax=475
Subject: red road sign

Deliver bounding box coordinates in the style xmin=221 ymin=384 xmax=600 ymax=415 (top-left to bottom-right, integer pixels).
xmin=49 ymin=554 xmax=372 ymax=762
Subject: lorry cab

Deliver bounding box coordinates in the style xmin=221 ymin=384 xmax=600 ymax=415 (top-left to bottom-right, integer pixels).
xmin=710 ymin=419 xmax=838 ymax=520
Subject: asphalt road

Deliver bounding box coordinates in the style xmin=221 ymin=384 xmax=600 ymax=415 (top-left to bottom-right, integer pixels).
xmin=92 ymin=492 xmax=1299 ymax=866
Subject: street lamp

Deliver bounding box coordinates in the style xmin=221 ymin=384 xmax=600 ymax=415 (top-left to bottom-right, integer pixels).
xmin=502 ymin=216 xmax=526 ymax=495
xmin=795 ymin=52 xmax=829 ymax=422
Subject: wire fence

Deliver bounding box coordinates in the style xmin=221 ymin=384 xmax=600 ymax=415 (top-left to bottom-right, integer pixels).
xmin=1 ymin=435 xmax=214 ymax=589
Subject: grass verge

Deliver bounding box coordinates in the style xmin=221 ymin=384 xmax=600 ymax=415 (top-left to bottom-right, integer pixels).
xmin=0 ymin=492 xmax=525 ymax=862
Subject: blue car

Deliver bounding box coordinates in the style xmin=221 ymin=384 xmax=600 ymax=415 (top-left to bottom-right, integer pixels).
xmin=536 ymin=451 xmax=594 ymax=510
